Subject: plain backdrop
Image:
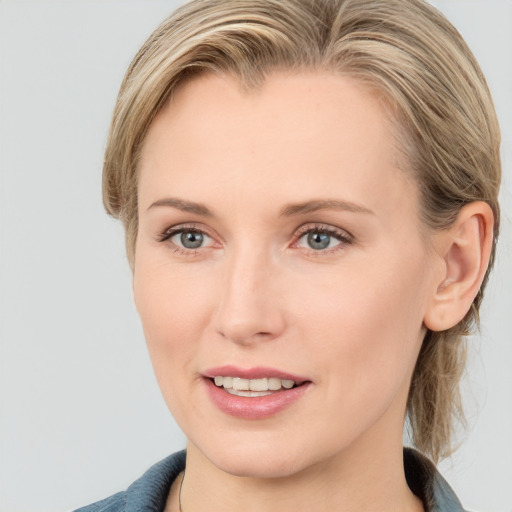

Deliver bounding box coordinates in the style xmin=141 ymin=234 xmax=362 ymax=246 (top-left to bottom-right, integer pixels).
xmin=0 ymin=1 xmax=511 ymax=511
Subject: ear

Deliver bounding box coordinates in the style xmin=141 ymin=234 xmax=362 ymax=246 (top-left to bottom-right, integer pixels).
xmin=424 ymin=201 xmax=494 ymax=332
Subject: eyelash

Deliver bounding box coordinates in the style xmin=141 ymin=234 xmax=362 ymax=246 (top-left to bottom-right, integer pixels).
xmin=293 ymin=224 xmax=354 ymax=255
xmin=157 ymin=223 xmax=354 ymax=256
xmin=158 ymin=224 xmax=215 ymax=255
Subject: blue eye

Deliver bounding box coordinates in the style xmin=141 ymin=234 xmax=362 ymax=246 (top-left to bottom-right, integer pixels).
xmin=159 ymin=227 xmax=214 ymax=251
xmin=306 ymin=231 xmax=331 ymax=250
xmin=296 ymin=227 xmax=352 ymax=252
xmin=177 ymin=230 xmax=205 ymax=249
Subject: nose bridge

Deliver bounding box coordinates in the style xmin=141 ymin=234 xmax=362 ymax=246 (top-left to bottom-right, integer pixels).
xmin=215 ymin=242 xmax=284 ymax=344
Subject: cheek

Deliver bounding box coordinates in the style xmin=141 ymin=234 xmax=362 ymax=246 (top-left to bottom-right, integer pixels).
xmin=294 ymin=257 xmax=428 ymax=395
xmin=132 ymin=261 xmax=222 ymax=432
xmin=291 ymin=267 xmax=427 ymax=450
xmin=133 ymin=256 xmax=216 ymax=379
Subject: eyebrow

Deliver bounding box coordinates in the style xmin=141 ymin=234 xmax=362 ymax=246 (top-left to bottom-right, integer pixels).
xmin=147 ymin=197 xmax=213 ymax=216
xmin=279 ymin=199 xmax=375 ymax=217
xmin=147 ymin=197 xmax=374 ymax=218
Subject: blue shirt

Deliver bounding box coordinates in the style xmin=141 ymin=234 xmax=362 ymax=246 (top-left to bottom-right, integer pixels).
xmin=74 ymin=448 xmax=466 ymax=512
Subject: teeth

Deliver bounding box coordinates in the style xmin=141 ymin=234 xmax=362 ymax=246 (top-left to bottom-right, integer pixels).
xmin=213 ymin=376 xmax=298 ymax=392
xmin=268 ymin=377 xmax=281 ymax=390
xmin=226 ymin=389 xmax=273 ymax=397
xmin=249 ymin=378 xmax=268 ymax=391
xmin=282 ymin=379 xmax=294 ymax=389
xmin=232 ymin=378 xmax=249 ymax=391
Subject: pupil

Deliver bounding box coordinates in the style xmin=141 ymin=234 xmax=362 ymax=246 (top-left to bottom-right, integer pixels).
xmin=307 ymin=232 xmax=330 ymax=250
xmin=181 ymin=231 xmax=203 ymax=249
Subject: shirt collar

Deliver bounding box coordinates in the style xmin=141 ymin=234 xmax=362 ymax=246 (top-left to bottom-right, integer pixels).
xmin=404 ymin=447 xmax=467 ymax=512
xmin=123 ymin=448 xmax=466 ymax=512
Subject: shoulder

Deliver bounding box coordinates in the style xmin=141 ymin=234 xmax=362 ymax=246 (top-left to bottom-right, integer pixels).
xmin=74 ymin=492 xmax=125 ymax=512
xmin=404 ymin=447 xmax=467 ymax=512
xmin=73 ymin=450 xmax=186 ymax=512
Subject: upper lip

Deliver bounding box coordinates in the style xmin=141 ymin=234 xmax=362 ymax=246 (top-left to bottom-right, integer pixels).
xmin=203 ymin=365 xmax=310 ymax=385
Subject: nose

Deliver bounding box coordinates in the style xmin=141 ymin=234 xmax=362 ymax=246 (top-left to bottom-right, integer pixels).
xmin=213 ymin=246 xmax=286 ymax=346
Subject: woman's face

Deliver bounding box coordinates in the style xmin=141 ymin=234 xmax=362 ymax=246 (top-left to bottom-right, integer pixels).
xmin=134 ymin=72 xmax=441 ymax=478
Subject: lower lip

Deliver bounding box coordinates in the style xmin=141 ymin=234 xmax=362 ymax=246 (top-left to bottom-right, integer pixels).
xmin=204 ymin=378 xmax=311 ymax=419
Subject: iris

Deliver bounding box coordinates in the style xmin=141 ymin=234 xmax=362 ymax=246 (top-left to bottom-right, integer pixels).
xmin=307 ymin=232 xmax=331 ymax=250
xmin=181 ymin=231 xmax=204 ymax=249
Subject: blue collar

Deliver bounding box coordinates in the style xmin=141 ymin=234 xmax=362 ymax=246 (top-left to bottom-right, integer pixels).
xmin=83 ymin=448 xmax=466 ymax=512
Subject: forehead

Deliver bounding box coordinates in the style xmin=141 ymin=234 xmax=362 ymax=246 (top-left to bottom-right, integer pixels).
xmin=138 ymin=71 xmax=417 ymax=219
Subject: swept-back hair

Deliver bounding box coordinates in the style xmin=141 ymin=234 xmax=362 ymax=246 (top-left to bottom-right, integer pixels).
xmin=103 ymin=0 xmax=501 ymax=462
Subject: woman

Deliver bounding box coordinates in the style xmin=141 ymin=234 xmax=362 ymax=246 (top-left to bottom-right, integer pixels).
xmin=76 ymin=0 xmax=500 ymax=510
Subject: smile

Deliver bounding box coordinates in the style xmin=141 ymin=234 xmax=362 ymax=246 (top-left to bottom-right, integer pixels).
xmin=213 ymin=376 xmax=297 ymax=397
xmin=203 ymin=367 xmax=311 ymax=419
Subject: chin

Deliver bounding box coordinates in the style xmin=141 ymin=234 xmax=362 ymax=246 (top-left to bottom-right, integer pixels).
xmin=190 ymin=433 xmax=322 ymax=479
xmin=213 ymin=451 xmax=307 ymax=479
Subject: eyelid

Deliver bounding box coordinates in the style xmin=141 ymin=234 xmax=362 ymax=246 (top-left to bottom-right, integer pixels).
xmin=294 ymin=223 xmax=353 ymax=239
xmin=292 ymin=223 xmax=354 ymax=253
xmin=156 ymin=221 xmax=353 ymax=255
xmin=158 ymin=222 xmax=219 ymax=250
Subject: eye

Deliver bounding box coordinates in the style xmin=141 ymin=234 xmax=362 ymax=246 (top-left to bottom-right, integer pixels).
xmin=295 ymin=225 xmax=353 ymax=252
xmin=174 ymin=230 xmax=206 ymax=249
xmin=159 ymin=225 xmax=215 ymax=252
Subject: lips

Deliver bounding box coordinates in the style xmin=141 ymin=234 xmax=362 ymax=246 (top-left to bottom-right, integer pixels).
xmin=203 ymin=366 xmax=311 ymax=419
xmin=203 ymin=365 xmax=308 ymax=382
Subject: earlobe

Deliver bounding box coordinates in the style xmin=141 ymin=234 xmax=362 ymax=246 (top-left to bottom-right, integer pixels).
xmin=424 ymin=201 xmax=494 ymax=332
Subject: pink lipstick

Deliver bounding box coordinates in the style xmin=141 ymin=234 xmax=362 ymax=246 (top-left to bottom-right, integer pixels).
xmin=203 ymin=366 xmax=311 ymax=419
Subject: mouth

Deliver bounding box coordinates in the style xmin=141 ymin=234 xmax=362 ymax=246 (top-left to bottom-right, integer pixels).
xmin=202 ymin=367 xmax=311 ymax=419
xmin=211 ymin=376 xmax=300 ymax=397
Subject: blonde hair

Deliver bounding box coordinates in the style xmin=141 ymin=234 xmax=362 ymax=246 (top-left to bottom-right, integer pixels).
xmin=103 ymin=0 xmax=501 ymax=463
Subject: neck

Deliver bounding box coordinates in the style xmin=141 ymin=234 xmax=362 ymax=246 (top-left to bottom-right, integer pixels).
xmin=178 ymin=439 xmax=424 ymax=512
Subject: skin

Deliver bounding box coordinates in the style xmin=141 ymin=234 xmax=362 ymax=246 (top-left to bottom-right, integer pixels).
xmin=133 ymin=71 xmax=454 ymax=512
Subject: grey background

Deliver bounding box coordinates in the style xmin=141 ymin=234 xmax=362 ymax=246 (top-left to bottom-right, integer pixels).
xmin=0 ymin=1 xmax=510 ymax=511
